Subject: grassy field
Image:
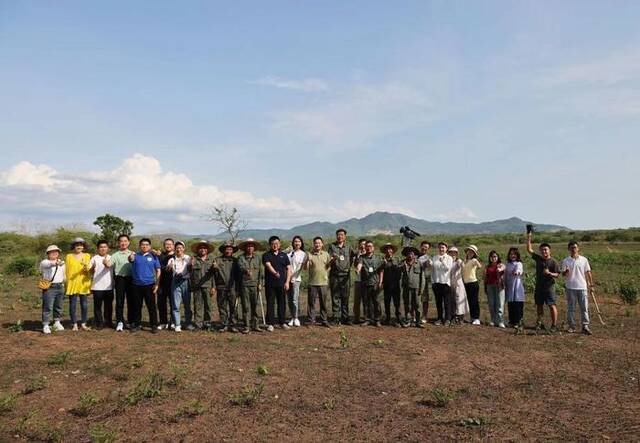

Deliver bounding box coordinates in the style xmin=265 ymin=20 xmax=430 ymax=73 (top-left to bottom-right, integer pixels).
xmin=0 ymin=234 xmax=639 ymax=441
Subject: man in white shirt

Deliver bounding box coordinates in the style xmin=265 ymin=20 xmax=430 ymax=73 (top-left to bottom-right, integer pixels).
xmin=90 ymin=240 xmax=114 ymax=329
xmin=426 ymin=242 xmax=453 ymax=325
xmin=560 ymin=241 xmax=594 ymax=335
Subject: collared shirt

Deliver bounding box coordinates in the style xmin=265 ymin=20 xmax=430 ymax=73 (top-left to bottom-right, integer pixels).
xmin=308 ymin=250 xmax=331 ymax=286
xmin=40 ymin=260 xmax=65 ymax=284
xmin=90 ymin=254 xmax=114 ymax=291
xmin=262 ymin=250 xmax=291 ymax=288
xmin=288 ymin=249 xmax=307 ymax=283
xmin=111 ymin=250 xmax=133 ymax=277
xmin=131 ymin=251 xmax=161 ymax=286
xmin=237 ymin=254 xmax=263 ymax=286
xmin=561 ymin=255 xmax=591 ymax=290
xmin=328 ymin=243 xmax=355 ymax=275
xmin=214 ymin=255 xmax=238 ymax=290
xmin=401 ymin=260 xmax=423 ymax=290
xmin=358 ymin=254 xmax=384 ymax=287
xmin=191 ymin=255 xmax=216 ymax=289
xmin=429 ymin=254 xmax=453 ymax=286
xmin=382 ymin=256 xmax=402 ymax=290
xmin=531 ymin=253 xmax=559 ymax=291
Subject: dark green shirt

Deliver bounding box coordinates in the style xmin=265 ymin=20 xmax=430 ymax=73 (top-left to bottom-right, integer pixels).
xmin=358 ymin=254 xmax=384 ymax=287
xmin=382 ymin=257 xmax=402 ymax=290
xmin=401 ymin=260 xmax=423 ymax=290
xmin=237 ymin=254 xmax=263 ymax=287
xmin=328 ymin=243 xmax=355 ymax=276
xmin=214 ymin=256 xmax=238 ymax=291
xmin=190 ymin=255 xmax=216 ymax=289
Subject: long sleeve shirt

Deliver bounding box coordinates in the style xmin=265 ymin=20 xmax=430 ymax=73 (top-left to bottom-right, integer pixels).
xmin=429 ymin=254 xmax=453 ymax=285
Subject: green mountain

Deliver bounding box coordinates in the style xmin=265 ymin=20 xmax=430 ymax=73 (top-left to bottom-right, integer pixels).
xmin=210 ymin=211 xmax=568 ymax=240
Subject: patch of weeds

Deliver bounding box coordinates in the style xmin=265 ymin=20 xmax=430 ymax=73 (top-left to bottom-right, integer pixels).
xmin=130 ymin=357 xmax=144 ymax=369
xmin=22 ymin=375 xmax=47 ymax=394
xmin=14 ymin=412 xmax=62 ymax=441
xmin=175 ymin=400 xmax=206 ymax=418
xmin=125 ymin=371 xmax=164 ymax=405
xmin=618 ymin=280 xmax=638 ymax=305
xmin=322 ymin=397 xmax=336 ymax=410
xmin=256 ymin=363 xmax=270 ymax=376
xmin=459 ymin=416 xmax=488 ymax=427
xmin=89 ymin=424 xmax=117 ymax=443
xmin=69 ymin=392 xmax=100 ymax=417
xmin=47 ymin=351 xmax=71 ymax=366
xmin=339 ymin=329 xmax=349 ymax=349
xmin=112 ymin=369 xmax=130 ymax=382
xmin=227 ymin=335 xmax=241 ymax=343
xmin=229 ymin=382 xmax=264 ymax=407
xmin=0 ymin=393 xmax=18 ymax=414
xmin=372 ymin=338 xmax=385 ymax=347
xmin=167 ymin=363 xmax=188 ymax=387
xmin=418 ymin=387 xmax=455 ymax=408
xmin=8 ymin=319 xmax=23 ymax=332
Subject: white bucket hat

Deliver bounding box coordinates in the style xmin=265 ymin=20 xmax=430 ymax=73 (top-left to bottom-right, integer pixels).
xmin=46 ymin=245 xmax=61 ymax=254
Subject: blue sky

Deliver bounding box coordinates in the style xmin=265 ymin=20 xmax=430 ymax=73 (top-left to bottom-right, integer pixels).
xmin=0 ymin=1 xmax=638 ymax=234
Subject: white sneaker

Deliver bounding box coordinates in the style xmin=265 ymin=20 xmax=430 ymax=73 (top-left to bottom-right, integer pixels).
xmin=267 ymin=325 xmax=274 ymax=332
xmin=170 ymin=324 xmax=176 ymax=330
xmin=472 ymin=319 xmax=481 ymax=325
xmin=72 ymin=323 xmax=79 ymax=331
xmin=287 ymin=319 xmax=295 ymax=327
xmin=281 ymin=323 xmax=291 ymax=330
xmin=175 ymin=325 xmax=182 ymax=332
xmin=157 ymin=324 xmax=164 ymax=330
xmin=116 ymin=322 xmax=124 ymax=332
xmin=43 ymin=324 xmax=51 ymax=334
xmin=498 ymin=322 xmax=506 ymax=328
xmin=488 ymin=322 xmax=495 ymax=327
xmin=294 ymin=318 xmax=301 ymax=327
xmin=81 ymin=323 xmax=91 ymax=331
xmin=52 ymin=321 xmax=64 ymax=332
xmin=421 ymin=319 xmax=427 ymax=324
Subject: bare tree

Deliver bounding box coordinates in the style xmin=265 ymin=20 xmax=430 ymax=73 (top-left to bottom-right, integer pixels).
xmin=207 ymin=205 xmax=248 ymax=244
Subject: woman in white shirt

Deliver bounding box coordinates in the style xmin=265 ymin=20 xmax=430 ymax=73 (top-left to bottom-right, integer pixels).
xmin=426 ymin=242 xmax=454 ymax=325
xmin=89 ymin=240 xmax=114 ymax=329
xmin=39 ymin=245 xmax=66 ymax=334
xmin=287 ymin=236 xmax=307 ymax=327
xmin=168 ymin=241 xmax=192 ymax=332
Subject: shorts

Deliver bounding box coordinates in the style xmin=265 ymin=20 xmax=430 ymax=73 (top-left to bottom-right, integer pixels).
xmin=534 ymin=288 xmax=556 ymax=306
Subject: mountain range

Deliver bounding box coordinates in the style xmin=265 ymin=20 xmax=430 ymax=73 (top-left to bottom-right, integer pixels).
xmin=206 ymin=211 xmax=568 ymax=240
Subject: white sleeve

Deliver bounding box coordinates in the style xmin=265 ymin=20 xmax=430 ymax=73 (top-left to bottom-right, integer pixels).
xmin=583 ymin=258 xmax=591 ymax=273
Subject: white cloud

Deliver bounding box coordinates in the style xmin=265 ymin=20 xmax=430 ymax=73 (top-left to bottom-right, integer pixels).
xmin=250 ymin=76 xmax=328 ymax=92
xmin=433 ymin=207 xmax=479 ymax=222
xmin=0 ymin=161 xmax=72 ymax=188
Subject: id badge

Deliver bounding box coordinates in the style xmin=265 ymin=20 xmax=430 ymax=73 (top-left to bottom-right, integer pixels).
xmin=339 ymin=255 xmax=345 ymax=261
xmin=368 ymin=267 xmax=374 ymax=273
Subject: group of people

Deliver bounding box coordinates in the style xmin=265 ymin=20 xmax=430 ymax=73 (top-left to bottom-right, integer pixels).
xmin=37 ymin=228 xmax=595 ymax=336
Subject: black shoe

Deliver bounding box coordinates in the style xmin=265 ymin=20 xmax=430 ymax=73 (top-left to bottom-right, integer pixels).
xmin=582 ymin=326 xmax=592 ymax=335
xmin=230 ymin=326 xmax=239 ymax=333
xmin=307 ymin=320 xmax=317 ymax=327
xmin=374 ymin=321 xmax=382 ymax=327
xmin=241 ymin=327 xmax=250 ymax=334
xmin=342 ymin=318 xmax=352 ymax=326
xmin=151 ymin=328 xmax=159 ymax=334
xmin=416 ymin=323 xmax=426 ymax=329
xmin=321 ymin=321 xmax=332 ymax=328
xmin=130 ymin=326 xmax=141 ymax=333
xmin=218 ymin=326 xmax=229 ymax=333
xmin=360 ymin=321 xmax=371 ymax=327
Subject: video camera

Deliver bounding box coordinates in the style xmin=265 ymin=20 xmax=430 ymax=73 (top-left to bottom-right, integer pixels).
xmin=399 ymin=226 xmax=421 ymax=247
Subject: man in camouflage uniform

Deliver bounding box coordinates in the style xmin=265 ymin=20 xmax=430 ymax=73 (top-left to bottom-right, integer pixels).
xmin=381 ymin=243 xmax=402 ymax=327
xmin=214 ymin=242 xmax=240 ymax=333
xmin=190 ymin=241 xmax=216 ymax=330
xmin=401 ymin=246 xmax=425 ymax=328
xmin=237 ymin=238 xmax=264 ymax=333
xmin=356 ymin=240 xmax=384 ymax=327
xmin=328 ymin=229 xmax=356 ymax=325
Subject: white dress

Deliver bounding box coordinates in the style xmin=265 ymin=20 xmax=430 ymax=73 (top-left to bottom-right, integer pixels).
xmin=451 ymin=259 xmax=469 ymax=316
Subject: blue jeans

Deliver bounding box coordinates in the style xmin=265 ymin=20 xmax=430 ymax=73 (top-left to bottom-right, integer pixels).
xmin=287 ymin=281 xmax=302 ymax=319
xmin=566 ymin=288 xmax=590 ymax=328
xmin=42 ymin=284 xmax=64 ymax=324
xmin=486 ymin=284 xmax=505 ymax=325
xmin=69 ymin=294 xmax=89 ymax=324
xmin=171 ymin=279 xmax=191 ymax=327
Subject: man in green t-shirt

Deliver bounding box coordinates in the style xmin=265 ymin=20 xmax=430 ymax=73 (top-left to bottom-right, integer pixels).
xmin=306 ymin=236 xmax=332 ymax=327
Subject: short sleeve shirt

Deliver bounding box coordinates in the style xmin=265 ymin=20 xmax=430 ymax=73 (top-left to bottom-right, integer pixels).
xmin=531 ymin=253 xmax=559 ymax=292
xmin=111 ymin=250 xmax=133 ymax=277
xmin=359 ymin=254 xmax=384 ymax=287
xmin=90 ymin=254 xmax=114 ymax=291
xmin=131 ymin=252 xmax=161 ymax=286
xmin=262 ymin=250 xmax=291 ymax=288
xmin=561 ymin=256 xmax=591 ymax=290
xmin=308 ymin=250 xmax=331 ymax=286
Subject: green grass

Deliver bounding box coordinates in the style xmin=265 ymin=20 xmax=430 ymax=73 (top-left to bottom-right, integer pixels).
xmin=0 ymin=393 xmax=18 ymax=414
xmin=22 ymin=376 xmax=47 ymax=395
xmin=69 ymin=392 xmax=100 ymax=417
xmin=175 ymin=400 xmax=206 ymax=418
xmin=256 ymin=363 xmax=270 ymax=376
xmin=47 ymin=351 xmax=72 ymax=366
xmin=125 ymin=371 xmax=165 ymax=406
xmin=229 ymin=383 xmax=264 ymax=407
xmin=88 ymin=424 xmax=117 ymax=443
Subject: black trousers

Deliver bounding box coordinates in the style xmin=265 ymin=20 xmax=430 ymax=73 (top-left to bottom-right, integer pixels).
xmin=92 ymin=289 xmax=114 ymax=327
xmin=114 ymin=276 xmax=133 ymax=325
xmin=508 ymin=301 xmax=524 ymax=326
xmin=265 ymin=285 xmax=286 ymax=326
xmin=157 ymin=280 xmax=173 ymax=325
xmin=465 ymin=281 xmax=480 ymax=320
xmin=432 ymin=283 xmax=450 ymax=322
xmin=329 ymin=274 xmax=351 ymax=322
xmin=132 ymin=284 xmax=158 ymax=328
xmin=383 ymin=287 xmax=401 ymax=322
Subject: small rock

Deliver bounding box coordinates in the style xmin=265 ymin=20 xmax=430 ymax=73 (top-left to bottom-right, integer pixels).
xmin=58 ymin=408 xmax=66 ymax=413
xmin=71 ymin=370 xmax=80 ymax=375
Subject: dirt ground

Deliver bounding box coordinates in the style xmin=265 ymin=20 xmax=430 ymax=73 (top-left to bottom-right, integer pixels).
xmin=1 ymin=284 xmax=639 ymax=443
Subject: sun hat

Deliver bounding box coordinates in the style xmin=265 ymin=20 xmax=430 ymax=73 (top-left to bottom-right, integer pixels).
xmin=46 ymin=245 xmax=61 ymax=254
xmin=448 ymin=246 xmax=459 ymax=253
xmin=218 ymin=242 xmax=239 ymax=254
xmin=70 ymin=237 xmax=87 ymax=248
xmin=380 ymin=243 xmax=398 ymax=254
xmin=237 ymin=238 xmax=263 ymax=252
xmin=465 ymin=245 xmax=479 ymax=257
xmin=401 ymin=246 xmax=420 ymax=257
xmin=175 ymin=241 xmax=186 ymax=248
xmin=190 ymin=240 xmax=215 ymax=254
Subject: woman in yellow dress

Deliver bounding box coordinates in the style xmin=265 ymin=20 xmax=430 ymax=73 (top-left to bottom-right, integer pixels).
xmin=65 ymin=237 xmax=92 ymax=331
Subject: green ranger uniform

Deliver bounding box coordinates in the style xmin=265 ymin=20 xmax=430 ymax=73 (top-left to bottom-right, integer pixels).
xmin=418 ymin=254 xmax=431 ymax=318
xmin=401 ymin=260 xmax=424 ymax=325
xmin=358 ymin=254 xmax=384 ymax=323
xmin=190 ymin=255 xmax=216 ymax=329
xmin=214 ymin=256 xmax=239 ymax=328
xmin=328 ymin=242 xmax=355 ymax=323
xmin=382 ymin=256 xmax=402 ymax=324
xmin=237 ymin=254 xmax=263 ymax=329
xmin=352 ymin=251 xmax=366 ymax=322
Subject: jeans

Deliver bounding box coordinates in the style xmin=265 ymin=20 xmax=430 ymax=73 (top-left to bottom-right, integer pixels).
xmin=288 ymin=280 xmax=302 ymax=319
xmin=308 ymin=285 xmax=329 ymax=323
xmin=566 ymin=288 xmax=590 ymax=329
xmin=69 ymin=294 xmax=89 ymax=324
xmin=114 ymin=276 xmax=133 ymax=325
xmin=330 ymin=273 xmax=351 ymax=322
xmin=485 ymin=284 xmax=505 ymax=325
xmin=265 ymin=285 xmax=286 ymax=326
xmin=171 ymin=278 xmax=191 ymax=327
xmin=92 ymin=289 xmax=114 ymax=327
xmin=465 ymin=281 xmax=480 ymax=320
xmin=42 ymin=284 xmax=64 ymax=324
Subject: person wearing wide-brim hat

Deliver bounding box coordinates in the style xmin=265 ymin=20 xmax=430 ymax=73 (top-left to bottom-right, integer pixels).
xmin=379 ymin=243 xmax=398 ymax=254
xmin=70 ymin=237 xmax=88 ymax=249
xmin=65 ymin=237 xmax=92 ymax=331
xmin=237 ymin=238 xmax=264 ymax=332
xmin=39 ymin=245 xmax=66 ymax=334
xmin=215 ymin=242 xmax=240 ymax=332
xmin=237 ymin=238 xmax=263 ymax=252
xmin=190 ymin=240 xmax=216 ymax=330
xmin=380 ymin=242 xmax=402 ymax=326
xmin=448 ymin=247 xmax=469 ymax=325
xmin=399 ymin=245 xmax=425 ymax=328
xmin=462 ymin=245 xmax=483 ymax=325
xmin=218 ymin=242 xmax=239 ymax=254
xmin=401 ymin=246 xmax=420 ymax=257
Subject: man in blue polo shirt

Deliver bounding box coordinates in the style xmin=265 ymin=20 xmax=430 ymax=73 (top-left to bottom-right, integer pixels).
xmin=128 ymin=238 xmax=161 ymax=333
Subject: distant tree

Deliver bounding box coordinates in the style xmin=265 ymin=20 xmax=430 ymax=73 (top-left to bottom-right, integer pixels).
xmin=207 ymin=205 xmax=247 ymax=244
xmin=93 ymin=214 xmax=133 ymax=247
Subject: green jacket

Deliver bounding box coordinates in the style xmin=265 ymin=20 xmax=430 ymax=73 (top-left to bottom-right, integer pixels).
xmin=237 ymin=254 xmax=263 ymax=287
xmin=190 ymin=255 xmax=216 ymax=289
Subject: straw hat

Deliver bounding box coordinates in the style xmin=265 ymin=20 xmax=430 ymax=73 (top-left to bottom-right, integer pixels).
xmin=218 ymin=242 xmax=239 ymax=254
xmin=190 ymin=240 xmax=215 ymax=254
xmin=448 ymin=246 xmax=459 ymax=254
xmin=465 ymin=245 xmax=479 ymax=257
xmin=380 ymin=243 xmax=398 ymax=254
xmin=237 ymin=238 xmax=263 ymax=252
xmin=401 ymin=246 xmax=420 ymax=257
xmin=46 ymin=245 xmax=61 ymax=254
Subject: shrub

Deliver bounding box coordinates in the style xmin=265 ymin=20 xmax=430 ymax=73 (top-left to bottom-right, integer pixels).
xmin=5 ymin=256 xmax=38 ymax=276
xmin=618 ymin=281 xmax=638 ymax=305
xmin=430 ymin=387 xmax=455 ymax=407
xmin=8 ymin=320 xmax=23 ymax=333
